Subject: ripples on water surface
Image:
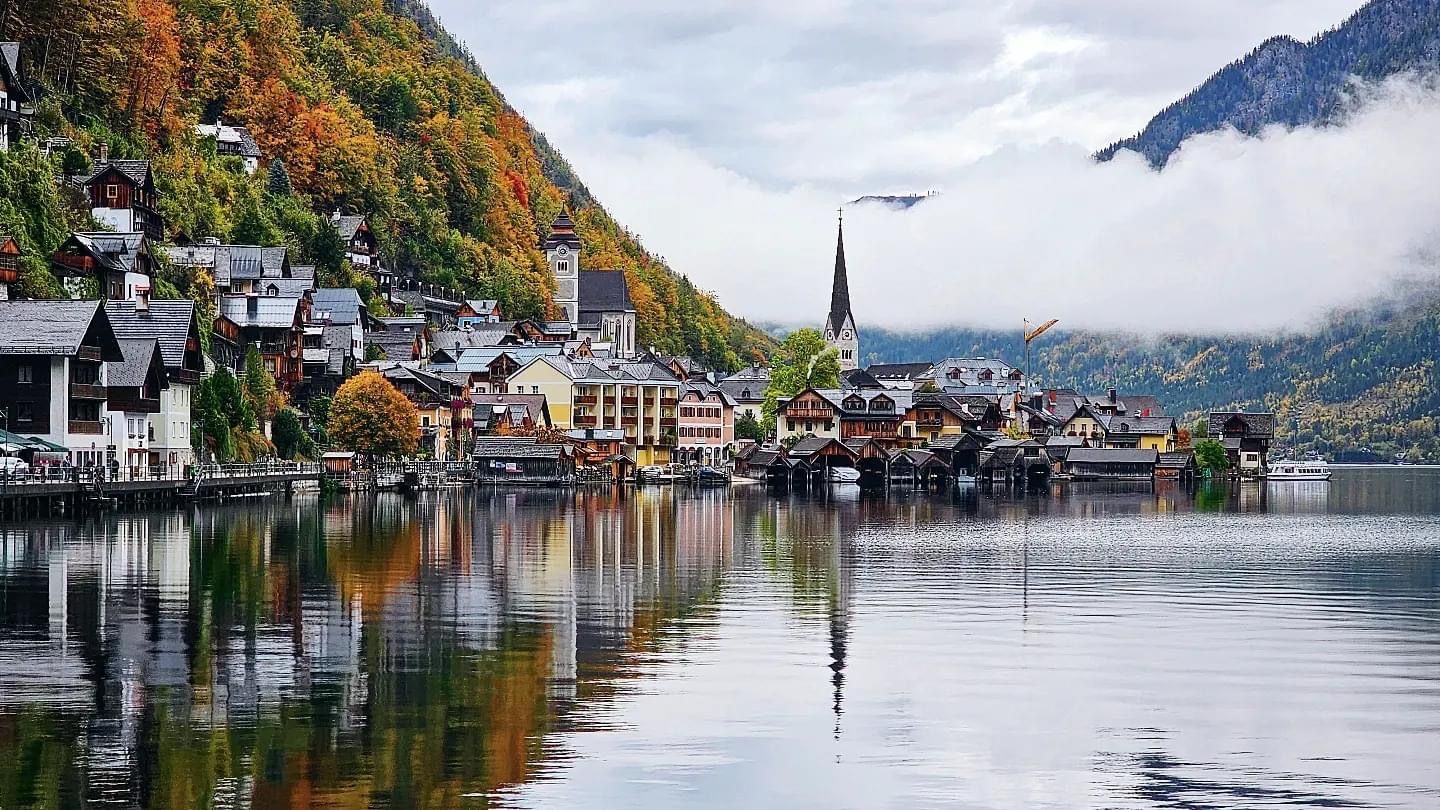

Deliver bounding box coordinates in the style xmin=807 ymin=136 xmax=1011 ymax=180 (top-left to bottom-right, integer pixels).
xmin=0 ymin=468 xmax=1437 ymax=809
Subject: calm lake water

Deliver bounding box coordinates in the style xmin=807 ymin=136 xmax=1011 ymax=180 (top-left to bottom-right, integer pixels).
xmin=1 ymin=468 xmax=1438 ymax=809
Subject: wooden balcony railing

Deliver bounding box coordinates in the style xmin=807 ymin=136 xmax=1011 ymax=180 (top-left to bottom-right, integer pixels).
xmin=69 ymin=420 xmax=104 ymax=435
xmin=77 ymin=346 xmax=103 ymax=362
xmin=70 ymin=382 xmax=108 ymax=400
xmin=574 ymin=415 xmax=598 ymax=427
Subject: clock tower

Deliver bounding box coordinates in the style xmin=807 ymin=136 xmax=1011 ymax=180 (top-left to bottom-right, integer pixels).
xmin=542 ymin=212 xmax=583 ymax=321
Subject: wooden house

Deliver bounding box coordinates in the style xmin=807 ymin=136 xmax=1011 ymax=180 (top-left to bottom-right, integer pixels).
xmin=51 ymin=232 xmax=154 ymax=301
xmin=75 ymin=160 xmax=164 ymax=240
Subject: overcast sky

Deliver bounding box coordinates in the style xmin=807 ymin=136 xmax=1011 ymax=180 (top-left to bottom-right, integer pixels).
xmin=427 ymin=1 xmax=1440 ymax=332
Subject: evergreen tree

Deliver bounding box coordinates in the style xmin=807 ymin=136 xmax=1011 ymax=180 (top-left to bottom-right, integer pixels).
xmin=266 ymin=157 xmax=293 ymax=196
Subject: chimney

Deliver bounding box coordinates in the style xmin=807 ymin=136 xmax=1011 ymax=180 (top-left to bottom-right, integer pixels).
xmin=135 ymin=287 xmax=150 ymax=313
xmin=1107 ymin=387 xmax=1117 ymax=405
xmin=94 ymin=142 xmax=109 ymax=165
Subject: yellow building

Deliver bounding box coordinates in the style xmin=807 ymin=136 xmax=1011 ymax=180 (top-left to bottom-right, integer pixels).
xmin=1062 ymin=406 xmax=1175 ymax=452
xmin=509 ymin=355 xmax=681 ymax=466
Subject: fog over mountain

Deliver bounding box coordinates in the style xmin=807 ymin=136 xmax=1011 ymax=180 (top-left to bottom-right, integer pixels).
xmin=565 ymin=76 xmax=1440 ymax=333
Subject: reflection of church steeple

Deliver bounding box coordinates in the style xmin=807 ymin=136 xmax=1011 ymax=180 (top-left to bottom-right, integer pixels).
xmin=828 ymin=534 xmax=854 ymax=742
xmin=828 ymin=599 xmax=848 ymax=740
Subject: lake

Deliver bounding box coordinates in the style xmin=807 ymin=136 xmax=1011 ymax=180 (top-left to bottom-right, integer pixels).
xmin=1 ymin=468 xmax=1437 ymax=808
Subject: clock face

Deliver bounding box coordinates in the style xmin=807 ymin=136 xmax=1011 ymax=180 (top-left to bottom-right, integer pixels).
xmin=557 ymin=245 xmax=569 ymax=256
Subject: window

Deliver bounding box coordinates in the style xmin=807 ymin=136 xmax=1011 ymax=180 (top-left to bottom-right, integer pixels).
xmin=842 ymin=350 xmax=853 ymax=360
xmin=557 ymin=260 xmax=570 ymax=275
xmin=531 ymin=386 xmax=539 ymax=394
xmin=15 ymin=404 xmax=33 ymax=423
xmin=105 ymin=183 xmax=119 ymax=201
xmin=422 ymin=415 xmax=431 ymax=427
xmin=17 ymin=364 xmax=32 ymax=384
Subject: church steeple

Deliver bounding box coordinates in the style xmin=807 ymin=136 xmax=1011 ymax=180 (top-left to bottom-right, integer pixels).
xmin=824 ymin=209 xmax=859 ymax=371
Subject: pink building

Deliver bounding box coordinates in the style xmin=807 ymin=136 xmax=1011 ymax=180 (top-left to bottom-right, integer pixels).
xmin=676 ymin=384 xmax=734 ymax=465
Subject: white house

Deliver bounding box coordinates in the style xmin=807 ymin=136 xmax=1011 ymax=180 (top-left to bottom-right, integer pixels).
xmin=105 ymin=298 xmax=205 ymax=474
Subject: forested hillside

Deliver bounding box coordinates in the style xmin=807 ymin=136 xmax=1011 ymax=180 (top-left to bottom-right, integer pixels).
xmin=1097 ymin=0 xmax=1440 ymax=166
xmin=0 ymin=0 xmax=769 ymax=370
xmin=862 ymin=289 xmax=1440 ymax=460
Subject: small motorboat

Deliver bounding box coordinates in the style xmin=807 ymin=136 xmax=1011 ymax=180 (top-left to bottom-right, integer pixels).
xmin=828 ymin=467 xmax=860 ymax=483
xmin=1268 ymin=460 xmax=1332 ymax=481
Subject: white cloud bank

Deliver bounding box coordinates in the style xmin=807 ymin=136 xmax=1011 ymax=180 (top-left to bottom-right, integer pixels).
xmin=559 ymin=78 xmax=1440 ymax=333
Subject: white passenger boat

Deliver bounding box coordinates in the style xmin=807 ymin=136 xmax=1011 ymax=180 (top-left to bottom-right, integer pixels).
xmin=1268 ymin=460 xmax=1332 ymax=481
xmin=828 ymin=467 xmax=860 ymax=483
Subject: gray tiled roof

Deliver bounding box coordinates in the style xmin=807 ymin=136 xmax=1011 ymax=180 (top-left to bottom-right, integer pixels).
xmin=218 ymin=295 xmax=301 ymax=328
xmin=260 ymin=278 xmax=313 ymax=298
xmin=578 ymin=270 xmax=633 ymax=313
xmin=103 ymin=300 xmax=198 ymax=373
xmin=1066 ymin=448 xmax=1158 ymax=464
xmin=80 ymin=160 xmax=152 ymax=187
xmin=1104 ymin=415 xmax=1175 ymax=435
xmin=63 ymin=232 xmax=147 ymax=275
xmin=0 ymin=300 xmax=120 ymax=357
xmin=866 ymin=362 xmax=933 ymax=380
xmin=333 ymin=215 xmax=367 ymax=242
xmin=311 ymin=287 xmax=364 ymax=325
xmin=1208 ymin=412 xmax=1276 ymax=438
xmin=109 ymin=339 xmax=166 ymax=388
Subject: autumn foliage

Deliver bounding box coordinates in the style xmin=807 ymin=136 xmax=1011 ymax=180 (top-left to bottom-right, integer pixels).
xmin=328 ymin=372 xmax=419 ymax=459
xmin=2 ymin=0 xmax=771 ymax=371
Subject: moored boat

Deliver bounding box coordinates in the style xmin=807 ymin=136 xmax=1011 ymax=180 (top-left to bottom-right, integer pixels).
xmin=1268 ymin=460 xmax=1332 ymax=481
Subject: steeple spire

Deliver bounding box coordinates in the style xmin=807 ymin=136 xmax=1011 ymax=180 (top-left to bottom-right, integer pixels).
xmin=827 ymin=209 xmax=852 ymax=336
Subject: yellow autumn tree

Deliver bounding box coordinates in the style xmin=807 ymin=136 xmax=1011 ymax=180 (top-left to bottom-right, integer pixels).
xmin=328 ymin=371 xmax=419 ymax=459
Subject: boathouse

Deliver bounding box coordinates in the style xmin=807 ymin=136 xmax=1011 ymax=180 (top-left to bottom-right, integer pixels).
xmin=1063 ymin=448 xmax=1158 ymax=481
xmin=472 ymin=437 xmax=575 ymax=484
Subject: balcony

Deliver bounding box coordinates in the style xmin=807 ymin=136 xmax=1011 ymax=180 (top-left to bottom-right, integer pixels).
xmin=785 ymin=407 xmax=833 ymax=420
xmin=70 ymin=382 xmax=107 ymax=400
xmin=621 ymin=396 xmax=639 ymax=407
xmin=77 ymin=346 xmax=103 ymax=362
xmin=659 ymin=397 xmax=678 ymax=408
xmin=575 ymin=395 xmax=598 ymax=406
xmin=621 ymin=415 xmax=639 ymax=426
xmin=917 ymin=418 xmax=945 ymax=427
xmin=574 ymin=415 xmax=598 ymax=427
xmin=69 ymin=420 xmax=104 ymax=435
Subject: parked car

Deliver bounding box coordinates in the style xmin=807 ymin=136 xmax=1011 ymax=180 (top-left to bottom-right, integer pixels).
xmin=0 ymin=457 xmax=31 ymax=476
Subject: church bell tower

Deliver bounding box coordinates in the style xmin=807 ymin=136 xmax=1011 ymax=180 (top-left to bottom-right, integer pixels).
xmin=543 ymin=212 xmax=582 ymax=321
xmin=824 ymin=211 xmax=859 ymax=371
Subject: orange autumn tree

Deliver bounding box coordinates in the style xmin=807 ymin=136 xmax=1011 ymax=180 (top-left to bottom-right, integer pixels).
xmin=328 ymin=372 xmax=419 ymax=459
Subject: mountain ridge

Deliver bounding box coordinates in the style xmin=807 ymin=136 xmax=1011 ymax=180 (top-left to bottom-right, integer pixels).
xmin=1097 ymin=0 xmax=1440 ymax=166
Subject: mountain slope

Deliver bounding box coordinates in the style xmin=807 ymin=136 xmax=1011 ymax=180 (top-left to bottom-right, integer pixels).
xmin=0 ymin=0 xmax=769 ymax=370
xmin=1097 ymin=0 xmax=1440 ymax=167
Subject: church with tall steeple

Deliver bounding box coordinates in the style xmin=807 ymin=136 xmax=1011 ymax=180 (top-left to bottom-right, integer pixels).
xmin=823 ymin=211 xmax=859 ymax=371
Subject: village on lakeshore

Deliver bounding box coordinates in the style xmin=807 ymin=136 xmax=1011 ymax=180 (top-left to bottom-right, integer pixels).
xmin=0 ymin=72 xmax=1281 ymax=506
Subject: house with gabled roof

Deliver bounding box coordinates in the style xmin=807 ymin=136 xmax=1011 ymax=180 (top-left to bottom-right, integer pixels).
xmin=195 ymin=118 xmax=262 ymax=173
xmin=0 ymin=300 xmax=124 ymax=466
xmin=332 ymin=212 xmax=379 ymax=270
xmin=105 ymin=299 xmax=204 ymax=473
xmin=72 ymin=157 xmax=164 ymax=240
xmin=164 ymin=240 xmax=293 ymax=296
xmin=456 ymin=299 xmax=502 ymax=327
xmin=51 ymin=232 xmax=154 ymax=301
xmin=379 ymin=364 xmax=468 ymax=460
xmin=1209 ymin=411 xmax=1275 ymax=477
xmin=105 ymin=338 xmax=168 ymax=472
xmin=218 ymin=294 xmax=306 ymax=390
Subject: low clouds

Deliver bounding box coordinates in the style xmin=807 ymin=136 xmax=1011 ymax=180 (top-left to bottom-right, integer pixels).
xmin=429 ymin=1 xmax=1437 ymax=332
xmin=556 ymin=78 xmax=1440 ymax=332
